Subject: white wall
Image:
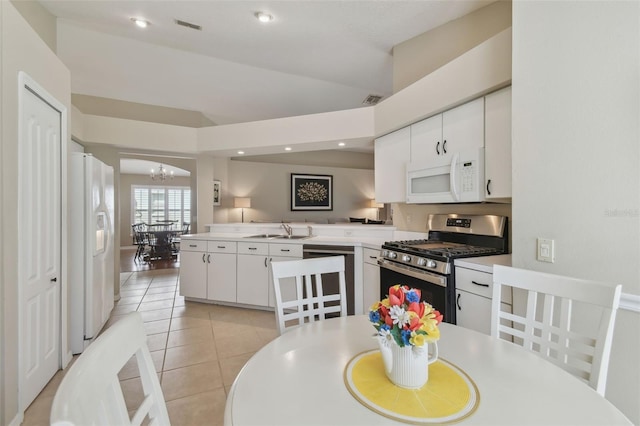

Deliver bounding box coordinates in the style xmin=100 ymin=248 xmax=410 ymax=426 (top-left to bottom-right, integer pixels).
xmin=1 ymin=2 xmax=71 ymax=423
xmin=218 ymin=160 xmax=376 ymax=224
xmin=512 ymin=1 xmax=639 ymax=422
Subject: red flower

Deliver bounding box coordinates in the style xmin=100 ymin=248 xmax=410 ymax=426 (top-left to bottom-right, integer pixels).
xmin=433 ymin=310 xmax=443 ymax=325
xmin=388 ymin=286 xmax=405 ymax=306
xmin=407 ymin=316 xmax=422 ymax=331
xmin=407 ymin=301 xmax=424 ymax=318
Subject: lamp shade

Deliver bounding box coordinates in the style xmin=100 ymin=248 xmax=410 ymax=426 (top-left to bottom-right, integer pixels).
xmin=234 ymin=197 xmax=251 ymax=208
xmin=370 ymin=200 xmax=384 ymax=209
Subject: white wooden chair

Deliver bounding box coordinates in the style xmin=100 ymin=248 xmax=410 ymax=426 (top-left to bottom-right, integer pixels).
xmin=270 ymin=256 xmax=348 ymax=335
xmin=491 ymin=265 xmax=622 ymax=396
xmin=50 ymin=312 xmax=170 ymax=426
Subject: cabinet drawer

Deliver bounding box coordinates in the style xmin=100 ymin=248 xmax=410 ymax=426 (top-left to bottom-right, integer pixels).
xmin=237 ymin=242 xmax=268 ymax=255
xmin=363 ymin=247 xmax=380 ymax=265
xmin=269 ymin=243 xmax=302 ymax=258
xmin=181 ymin=240 xmax=207 ymax=252
xmin=456 ymin=267 xmax=512 ymax=304
xmin=208 ymin=241 xmax=237 ymax=253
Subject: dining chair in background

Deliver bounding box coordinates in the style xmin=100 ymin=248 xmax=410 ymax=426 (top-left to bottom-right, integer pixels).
xmin=131 ymin=222 xmax=148 ymax=262
xmin=50 ymin=312 xmax=170 ymax=426
xmin=270 ymin=256 xmax=347 ymax=335
xmin=491 ymin=265 xmax=622 ymax=396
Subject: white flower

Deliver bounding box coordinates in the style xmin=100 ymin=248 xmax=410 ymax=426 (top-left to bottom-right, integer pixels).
xmin=389 ymin=305 xmax=410 ymax=327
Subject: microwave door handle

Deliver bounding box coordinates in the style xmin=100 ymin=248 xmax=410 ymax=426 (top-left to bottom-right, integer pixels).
xmin=450 ymin=153 xmax=460 ymax=201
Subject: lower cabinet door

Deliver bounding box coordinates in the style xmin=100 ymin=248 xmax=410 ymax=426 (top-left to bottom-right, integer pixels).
xmin=208 ymin=252 xmax=237 ymax=303
xmin=179 ymin=250 xmax=207 ymax=299
xmin=236 ymin=254 xmax=269 ymax=306
xmin=455 ymin=289 xmax=492 ymax=335
xmin=363 ymin=261 xmax=380 ymax=312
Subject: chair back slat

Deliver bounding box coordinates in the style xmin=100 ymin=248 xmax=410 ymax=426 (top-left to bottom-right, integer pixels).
xmin=271 ymin=256 xmax=347 ymax=334
xmin=50 ymin=312 xmax=170 ymax=426
xmin=491 ymin=265 xmax=622 ymax=396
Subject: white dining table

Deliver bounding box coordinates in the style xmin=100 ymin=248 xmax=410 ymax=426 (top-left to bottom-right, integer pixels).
xmin=224 ymin=315 xmax=631 ymax=425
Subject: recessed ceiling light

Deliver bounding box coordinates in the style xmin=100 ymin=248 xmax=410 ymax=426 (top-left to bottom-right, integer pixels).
xmin=338 ymin=142 xmax=346 ymax=147
xmin=237 ymin=151 xmax=245 ymax=155
xmin=131 ymin=18 xmax=150 ymax=28
xmin=284 ymin=147 xmax=292 ymax=151
xmin=255 ymin=12 xmax=274 ymax=23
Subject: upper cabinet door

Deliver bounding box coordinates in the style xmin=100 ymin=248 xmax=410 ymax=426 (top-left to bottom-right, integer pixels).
xmin=410 ymin=114 xmax=443 ymax=163
xmin=374 ymin=126 xmax=411 ymax=203
xmin=441 ymin=97 xmax=485 ymax=161
xmin=484 ymin=86 xmax=512 ymax=199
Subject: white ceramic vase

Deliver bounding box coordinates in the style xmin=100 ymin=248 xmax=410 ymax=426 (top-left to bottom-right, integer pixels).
xmin=377 ymin=336 xmax=438 ymax=389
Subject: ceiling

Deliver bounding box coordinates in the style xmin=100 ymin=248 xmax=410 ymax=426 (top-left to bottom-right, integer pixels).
xmin=120 ymin=158 xmax=190 ymax=176
xmin=39 ymin=0 xmax=494 ymax=130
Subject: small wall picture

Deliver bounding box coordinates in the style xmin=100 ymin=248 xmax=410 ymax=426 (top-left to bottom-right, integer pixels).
xmin=291 ymin=173 xmax=333 ymax=211
xmin=213 ymin=180 xmax=221 ymax=206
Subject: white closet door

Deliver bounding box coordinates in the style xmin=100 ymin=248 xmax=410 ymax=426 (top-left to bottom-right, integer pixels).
xmin=19 ymin=77 xmax=62 ymax=409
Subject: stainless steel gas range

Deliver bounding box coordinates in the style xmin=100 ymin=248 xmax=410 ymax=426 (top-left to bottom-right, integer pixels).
xmin=378 ymin=214 xmax=508 ymax=324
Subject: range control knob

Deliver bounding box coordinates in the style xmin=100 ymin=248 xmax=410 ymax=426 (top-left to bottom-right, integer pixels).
xmin=387 ymin=251 xmax=397 ymax=259
xmin=401 ymin=254 xmax=412 ymax=262
xmin=416 ymin=258 xmax=427 ymax=267
xmin=426 ymin=259 xmax=437 ymax=268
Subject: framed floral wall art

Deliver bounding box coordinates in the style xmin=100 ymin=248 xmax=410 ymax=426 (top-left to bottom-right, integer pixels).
xmin=213 ymin=180 xmax=221 ymax=206
xmin=291 ymin=173 xmax=333 ymax=211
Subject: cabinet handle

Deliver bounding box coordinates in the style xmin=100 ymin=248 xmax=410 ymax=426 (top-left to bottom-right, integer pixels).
xmin=369 ymin=256 xmax=377 ymax=259
xmin=50 ymin=277 xmax=57 ymax=282
xmin=280 ymin=249 xmax=290 ymax=252
xmin=202 ymin=253 xmax=206 ymax=263
xmin=189 ymin=244 xmax=198 ymax=247
xmin=207 ymin=254 xmax=211 ymax=263
xmin=456 ymin=293 xmax=462 ymax=310
xmin=264 ymin=257 xmax=268 ymax=267
xmin=472 ymin=280 xmax=490 ymax=287
xmin=486 ymin=179 xmax=492 ymax=196
xmin=436 ymin=141 xmax=440 ymax=155
xmin=217 ymin=245 xmax=226 ymax=249
xmin=442 ymin=139 xmax=447 ymax=154
xmin=248 ymin=247 xmax=257 ymax=250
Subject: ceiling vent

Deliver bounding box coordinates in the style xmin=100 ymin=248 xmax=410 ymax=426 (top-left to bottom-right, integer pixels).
xmin=174 ymin=19 xmax=202 ymax=31
xmin=362 ymin=94 xmax=383 ymax=105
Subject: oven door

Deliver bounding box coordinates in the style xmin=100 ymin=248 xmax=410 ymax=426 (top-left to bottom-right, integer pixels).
xmin=378 ymin=259 xmax=455 ymax=324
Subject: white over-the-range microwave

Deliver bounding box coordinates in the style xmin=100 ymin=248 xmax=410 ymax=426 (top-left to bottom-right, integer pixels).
xmin=406 ymin=148 xmax=485 ymax=204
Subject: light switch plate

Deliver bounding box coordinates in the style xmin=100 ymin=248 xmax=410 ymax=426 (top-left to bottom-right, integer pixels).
xmin=537 ymin=238 xmax=555 ymax=263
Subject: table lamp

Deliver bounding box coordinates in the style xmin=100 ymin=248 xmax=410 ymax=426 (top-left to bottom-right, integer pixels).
xmin=234 ymin=197 xmax=251 ymax=223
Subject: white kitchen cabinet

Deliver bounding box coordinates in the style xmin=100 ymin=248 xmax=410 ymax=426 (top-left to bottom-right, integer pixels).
xmin=484 ymin=86 xmax=512 ymax=199
xmin=207 ymin=241 xmax=237 ymax=303
xmin=267 ymin=243 xmax=303 ymax=308
xmin=179 ymin=240 xmax=208 ymax=299
xmin=410 ymin=98 xmax=484 ymax=164
xmin=455 ymin=264 xmax=512 ymax=336
xmin=374 ymin=126 xmax=411 ymax=203
xmin=179 ymin=239 xmax=237 ymax=301
xmin=362 ymin=247 xmax=381 ymax=312
xmin=236 ymin=242 xmax=269 ymax=306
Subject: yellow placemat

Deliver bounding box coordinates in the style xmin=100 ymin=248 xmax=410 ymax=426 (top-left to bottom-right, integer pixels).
xmin=344 ymin=350 xmax=479 ymax=424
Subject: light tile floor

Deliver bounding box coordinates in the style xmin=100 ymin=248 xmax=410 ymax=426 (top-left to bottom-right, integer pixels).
xmin=23 ymin=268 xmax=279 ymax=426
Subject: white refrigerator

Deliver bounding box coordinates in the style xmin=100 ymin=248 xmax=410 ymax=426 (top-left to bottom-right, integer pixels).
xmin=69 ymin=153 xmax=115 ymax=354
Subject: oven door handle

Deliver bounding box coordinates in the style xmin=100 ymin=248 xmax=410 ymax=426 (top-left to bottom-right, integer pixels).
xmin=378 ymin=259 xmax=446 ymax=288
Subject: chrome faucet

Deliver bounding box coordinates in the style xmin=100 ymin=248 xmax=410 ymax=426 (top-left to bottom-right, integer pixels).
xmin=281 ymin=222 xmax=293 ymax=236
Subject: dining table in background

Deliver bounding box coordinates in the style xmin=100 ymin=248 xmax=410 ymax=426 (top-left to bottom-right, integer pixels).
xmin=224 ymin=316 xmax=631 ymax=425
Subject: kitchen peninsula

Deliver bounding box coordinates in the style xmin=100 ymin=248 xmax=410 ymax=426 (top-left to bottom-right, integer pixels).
xmin=180 ymin=223 xmax=403 ymax=315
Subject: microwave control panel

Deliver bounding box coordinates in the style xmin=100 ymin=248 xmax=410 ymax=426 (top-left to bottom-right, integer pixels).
xmin=461 ymin=161 xmax=475 ymax=192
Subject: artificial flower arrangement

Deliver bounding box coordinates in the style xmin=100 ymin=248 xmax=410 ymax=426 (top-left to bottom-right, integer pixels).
xmin=369 ymin=285 xmax=443 ymax=347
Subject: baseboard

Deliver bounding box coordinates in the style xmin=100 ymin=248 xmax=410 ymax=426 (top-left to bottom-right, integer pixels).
xmin=620 ymin=292 xmax=640 ymax=313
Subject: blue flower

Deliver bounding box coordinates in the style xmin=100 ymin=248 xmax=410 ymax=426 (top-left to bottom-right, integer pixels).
xmin=369 ymin=311 xmax=380 ymax=323
xmin=401 ymin=329 xmax=412 ymax=345
xmin=380 ymin=324 xmax=390 ymax=332
xmin=406 ymin=290 xmax=420 ymax=303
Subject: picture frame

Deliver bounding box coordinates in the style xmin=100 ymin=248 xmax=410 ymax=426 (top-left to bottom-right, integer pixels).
xmin=213 ymin=180 xmax=221 ymax=206
xmin=291 ymin=173 xmax=333 ymax=211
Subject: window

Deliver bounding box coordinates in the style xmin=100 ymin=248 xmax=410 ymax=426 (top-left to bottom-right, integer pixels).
xmin=132 ymin=186 xmax=191 ymax=226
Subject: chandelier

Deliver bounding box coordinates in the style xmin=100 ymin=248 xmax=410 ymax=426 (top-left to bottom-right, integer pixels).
xmin=150 ymin=164 xmax=174 ymax=181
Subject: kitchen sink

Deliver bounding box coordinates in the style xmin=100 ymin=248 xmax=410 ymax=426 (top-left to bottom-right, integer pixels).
xmin=244 ymin=234 xmax=282 ymax=239
xmin=274 ymin=235 xmax=310 ymax=240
